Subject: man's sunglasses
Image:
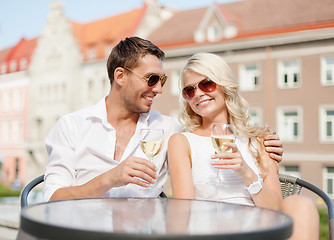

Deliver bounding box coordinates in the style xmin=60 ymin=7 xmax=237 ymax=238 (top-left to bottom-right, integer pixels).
xmin=182 ymin=78 xmax=217 ymax=100
xmin=125 ymin=67 xmax=167 ymax=87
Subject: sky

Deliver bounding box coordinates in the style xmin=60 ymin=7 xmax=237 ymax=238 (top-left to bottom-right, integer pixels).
xmin=0 ymin=0 xmax=236 ymax=50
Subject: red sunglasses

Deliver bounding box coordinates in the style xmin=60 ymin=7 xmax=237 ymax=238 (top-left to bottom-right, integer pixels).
xmin=182 ymin=78 xmax=217 ymax=100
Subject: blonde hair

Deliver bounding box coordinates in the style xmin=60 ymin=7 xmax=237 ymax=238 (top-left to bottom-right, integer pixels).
xmin=179 ymin=53 xmax=270 ymax=174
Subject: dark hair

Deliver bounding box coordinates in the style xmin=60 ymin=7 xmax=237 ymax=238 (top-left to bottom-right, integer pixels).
xmin=106 ymin=36 xmax=165 ymax=85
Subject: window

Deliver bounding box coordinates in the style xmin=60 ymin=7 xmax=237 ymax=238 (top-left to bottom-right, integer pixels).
xmin=13 ymin=89 xmax=22 ymax=110
xmin=324 ymin=167 xmax=334 ymax=197
xmin=12 ymin=120 xmax=22 ymax=142
xmin=10 ymin=60 xmax=17 ymax=72
xmin=239 ymin=64 xmax=260 ymax=91
xmin=280 ymin=166 xmax=300 ymax=178
xmin=277 ymin=60 xmax=300 ymax=88
xmin=277 ymin=107 xmax=303 ymax=142
xmin=320 ymin=105 xmax=334 ymax=142
xmin=207 ymin=24 xmax=220 ymax=42
xmin=20 ymin=57 xmax=28 ymax=70
xmin=87 ymin=47 xmax=96 ymax=60
xmin=194 ymin=30 xmax=205 ymax=43
xmin=249 ymin=108 xmax=262 ymax=126
xmin=0 ymin=62 xmax=7 ymax=74
xmin=88 ymin=79 xmax=94 ymax=100
xmin=1 ymin=121 xmax=10 ymax=141
xmin=2 ymin=91 xmax=11 ymax=111
xmin=35 ymin=118 xmax=43 ymax=139
xmin=321 ymin=57 xmax=334 ymax=86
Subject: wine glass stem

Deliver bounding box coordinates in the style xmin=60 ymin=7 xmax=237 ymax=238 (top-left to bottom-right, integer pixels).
xmin=149 ymin=158 xmax=154 ymax=188
xmin=217 ymin=169 xmax=223 ymax=182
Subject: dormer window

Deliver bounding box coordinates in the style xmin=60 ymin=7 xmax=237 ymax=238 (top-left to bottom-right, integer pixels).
xmin=0 ymin=63 xmax=7 ymax=74
xmin=194 ymin=30 xmax=205 ymax=43
xmin=10 ymin=60 xmax=17 ymax=72
xmin=194 ymin=4 xmax=237 ymax=43
xmin=20 ymin=57 xmax=28 ymax=70
xmin=207 ymin=24 xmax=221 ymax=42
xmin=87 ymin=47 xmax=96 ymax=60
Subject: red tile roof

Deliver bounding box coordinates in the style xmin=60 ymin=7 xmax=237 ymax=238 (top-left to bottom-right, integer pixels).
xmin=0 ymin=47 xmax=14 ymax=62
xmin=71 ymin=7 xmax=145 ymax=60
xmin=11 ymin=38 xmax=38 ymax=60
xmin=220 ymin=0 xmax=334 ymax=35
xmin=149 ymin=0 xmax=334 ymax=48
xmin=0 ymin=4 xmax=146 ymax=72
xmin=2 ymin=0 xmax=334 ymax=72
xmin=148 ymin=7 xmax=206 ymax=46
xmin=0 ymin=38 xmax=37 ymax=74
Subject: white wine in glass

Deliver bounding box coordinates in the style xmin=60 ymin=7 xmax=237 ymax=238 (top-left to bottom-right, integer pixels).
xmin=140 ymin=128 xmax=164 ymax=187
xmin=140 ymin=141 xmax=163 ymax=160
xmin=211 ymin=123 xmax=236 ymax=182
xmin=211 ymin=135 xmax=235 ymax=154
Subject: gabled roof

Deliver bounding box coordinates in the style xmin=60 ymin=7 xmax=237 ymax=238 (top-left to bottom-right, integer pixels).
xmin=0 ymin=47 xmax=14 ymax=62
xmin=0 ymin=38 xmax=38 ymax=74
xmin=149 ymin=0 xmax=334 ymax=48
xmin=220 ymin=0 xmax=334 ymax=36
xmin=70 ymin=7 xmax=146 ymax=60
xmin=10 ymin=38 xmax=38 ymax=60
xmin=148 ymin=7 xmax=206 ymax=47
xmin=71 ymin=8 xmax=145 ymax=46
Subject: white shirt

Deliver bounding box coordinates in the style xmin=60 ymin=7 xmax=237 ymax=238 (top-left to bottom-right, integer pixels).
xmin=43 ymin=97 xmax=181 ymax=201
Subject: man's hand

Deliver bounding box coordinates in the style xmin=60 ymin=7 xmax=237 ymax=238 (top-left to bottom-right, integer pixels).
xmin=109 ymin=156 xmax=158 ymax=188
xmin=49 ymin=156 xmax=158 ymax=201
xmin=264 ymin=134 xmax=283 ymax=163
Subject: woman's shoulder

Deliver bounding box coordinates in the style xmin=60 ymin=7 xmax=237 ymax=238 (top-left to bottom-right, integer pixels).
xmin=170 ymin=131 xmax=202 ymax=140
xmin=169 ymin=132 xmax=188 ymax=142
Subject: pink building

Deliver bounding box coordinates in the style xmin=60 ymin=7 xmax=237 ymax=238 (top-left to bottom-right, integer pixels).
xmin=0 ymin=38 xmax=37 ymax=188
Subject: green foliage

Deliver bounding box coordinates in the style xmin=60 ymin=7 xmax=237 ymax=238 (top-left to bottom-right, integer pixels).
xmin=319 ymin=208 xmax=329 ymax=240
xmin=0 ymin=184 xmax=21 ymax=197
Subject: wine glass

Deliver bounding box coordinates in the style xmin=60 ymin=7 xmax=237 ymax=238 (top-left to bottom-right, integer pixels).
xmin=140 ymin=128 xmax=164 ymax=187
xmin=211 ymin=123 xmax=236 ymax=182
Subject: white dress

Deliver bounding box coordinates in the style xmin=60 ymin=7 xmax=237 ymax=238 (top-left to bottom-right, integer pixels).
xmin=181 ymin=132 xmax=262 ymax=206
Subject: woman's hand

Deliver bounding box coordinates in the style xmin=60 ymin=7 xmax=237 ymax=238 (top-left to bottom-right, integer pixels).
xmin=211 ymin=142 xmax=257 ymax=185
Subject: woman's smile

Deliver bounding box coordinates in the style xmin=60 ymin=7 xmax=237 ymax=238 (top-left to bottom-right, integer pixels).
xmin=196 ymin=98 xmax=213 ymax=107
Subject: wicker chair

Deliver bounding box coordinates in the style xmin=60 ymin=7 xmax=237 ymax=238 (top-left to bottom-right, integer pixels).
xmin=279 ymin=174 xmax=334 ymax=240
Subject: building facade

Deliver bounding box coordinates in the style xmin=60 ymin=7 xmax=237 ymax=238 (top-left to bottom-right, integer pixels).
xmin=0 ymin=38 xmax=36 ymax=188
xmin=0 ymin=0 xmax=333 ymax=205
xmin=148 ymin=0 xmax=334 ymax=203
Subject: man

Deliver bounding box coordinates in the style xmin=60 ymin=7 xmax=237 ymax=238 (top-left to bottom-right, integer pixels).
xmin=43 ymin=37 xmax=283 ymax=201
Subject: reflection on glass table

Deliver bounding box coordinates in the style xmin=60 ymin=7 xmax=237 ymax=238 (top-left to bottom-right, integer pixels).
xmin=19 ymin=198 xmax=292 ymax=240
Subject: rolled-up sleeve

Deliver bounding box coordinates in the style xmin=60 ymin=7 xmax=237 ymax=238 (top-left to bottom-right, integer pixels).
xmin=43 ymin=116 xmax=78 ymax=201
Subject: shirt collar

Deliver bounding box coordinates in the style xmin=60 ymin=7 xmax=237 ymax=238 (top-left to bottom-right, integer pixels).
xmin=87 ymin=96 xmax=108 ymax=122
xmin=87 ymin=97 xmax=152 ymax=129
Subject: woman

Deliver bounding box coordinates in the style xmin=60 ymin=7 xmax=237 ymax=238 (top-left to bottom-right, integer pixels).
xmin=168 ymin=53 xmax=319 ymax=239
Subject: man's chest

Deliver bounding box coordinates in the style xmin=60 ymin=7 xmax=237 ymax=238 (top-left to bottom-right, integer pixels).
xmin=114 ymin=126 xmax=136 ymax=161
